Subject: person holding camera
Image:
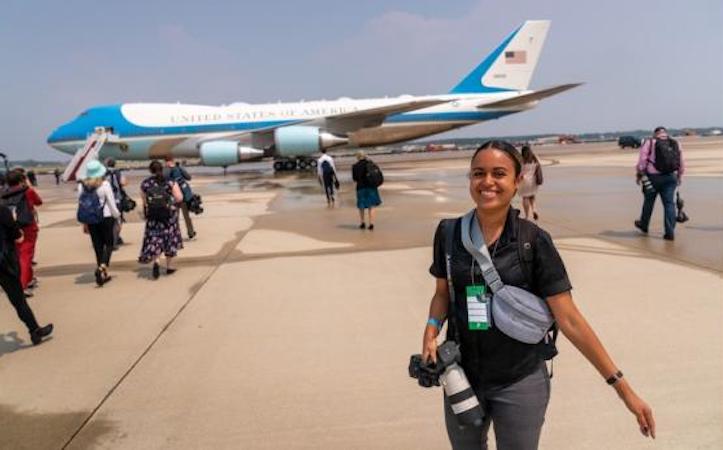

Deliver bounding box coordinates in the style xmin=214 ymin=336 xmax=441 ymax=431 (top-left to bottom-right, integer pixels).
xmin=164 ymin=156 xmax=197 ymax=240
xmin=421 ymin=141 xmax=655 ymax=449
xmin=634 ymin=126 xmax=685 ymax=241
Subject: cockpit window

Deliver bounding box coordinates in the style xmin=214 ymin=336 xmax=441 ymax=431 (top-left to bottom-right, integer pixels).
xmin=78 ymin=111 xmax=89 ymax=118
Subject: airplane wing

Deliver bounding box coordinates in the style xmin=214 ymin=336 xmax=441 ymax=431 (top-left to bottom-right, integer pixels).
xmin=196 ymin=97 xmax=454 ymax=145
xmin=477 ymin=83 xmax=583 ymax=109
xmin=323 ymin=98 xmax=453 ymax=132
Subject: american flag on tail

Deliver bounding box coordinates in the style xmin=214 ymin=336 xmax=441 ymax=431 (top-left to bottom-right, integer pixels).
xmin=505 ymin=50 xmax=527 ymax=64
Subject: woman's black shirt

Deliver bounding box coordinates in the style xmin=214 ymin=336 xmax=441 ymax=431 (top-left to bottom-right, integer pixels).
xmin=429 ymin=208 xmax=572 ymax=387
xmin=0 ymin=205 xmax=21 ymax=274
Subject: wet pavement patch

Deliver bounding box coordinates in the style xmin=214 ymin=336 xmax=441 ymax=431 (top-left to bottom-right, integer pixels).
xmin=0 ymin=404 xmax=114 ymax=449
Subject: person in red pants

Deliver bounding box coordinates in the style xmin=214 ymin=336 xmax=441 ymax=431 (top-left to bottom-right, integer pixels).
xmin=1 ymin=170 xmax=42 ymax=297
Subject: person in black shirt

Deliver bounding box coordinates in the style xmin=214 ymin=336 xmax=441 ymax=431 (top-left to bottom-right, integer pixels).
xmin=351 ymin=151 xmax=382 ymax=230
xmin=0 ymin=205 xmax=53 ymax=345
xmin=422 ymin=141 xmax=655 ymax=449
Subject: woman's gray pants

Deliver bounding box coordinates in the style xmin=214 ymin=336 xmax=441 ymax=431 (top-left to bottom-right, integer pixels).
xmin=444 ymin=363 xmax=550 ymax=450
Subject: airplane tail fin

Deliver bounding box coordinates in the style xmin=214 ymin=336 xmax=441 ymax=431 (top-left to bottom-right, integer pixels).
xmin=449 ymin=20 xmax=550 ymax=94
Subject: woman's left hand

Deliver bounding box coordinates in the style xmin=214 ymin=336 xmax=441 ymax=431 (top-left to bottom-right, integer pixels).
xmin=621 ymin=389 xmax=656 ymax=439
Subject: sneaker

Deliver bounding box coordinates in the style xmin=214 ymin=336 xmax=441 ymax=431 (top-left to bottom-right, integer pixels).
xmin=634 ymin=220 xmax=648 ymax=234
xmin=23 ymin=289 xmax=34 ymax=298
xmin=28 ymin=278 xmax=39 ymax=289
xmin=31 ymin=323 xmax=53 ymax=346
xmin=663 ymin=234 xmax=675 ymax=241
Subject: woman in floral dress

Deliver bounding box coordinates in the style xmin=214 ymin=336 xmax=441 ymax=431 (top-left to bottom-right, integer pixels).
xmin=139 ymin=160 xmax=184 ymax=279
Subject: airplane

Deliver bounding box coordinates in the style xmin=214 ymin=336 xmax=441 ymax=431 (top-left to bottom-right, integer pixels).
xmin=47 ymin=20 xmax=580 ymax=180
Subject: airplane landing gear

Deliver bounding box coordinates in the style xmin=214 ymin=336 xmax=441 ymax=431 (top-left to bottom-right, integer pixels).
xmin=273 ymin=157 xmax=317 ymax=172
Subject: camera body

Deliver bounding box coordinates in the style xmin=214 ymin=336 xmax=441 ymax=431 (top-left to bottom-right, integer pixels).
xmin=640 ymin=174 xmax=655 ymax=195
xmin=409 ymin=341 xmax=484 ymax=427
xmin=187 ymin=194 xmax=204 ymax=215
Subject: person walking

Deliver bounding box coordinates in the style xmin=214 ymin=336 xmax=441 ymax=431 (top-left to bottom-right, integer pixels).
xmin=1 ymin=170 xmax=42 ymax=297
xmin=518 ymin=145 xmax=543 ymax=221
xmin=422 ymin=140 xmax=655 ymax=449
xmin=634 ymin=126 xmax=685 ymax=241
xmin=77 ymin=160 xmax=120 ymax=286
xmin=351 ymin=151 xmax=383 ymax=230
xmin=104 ymin=158 xmax=128 ymax=247
xmin=317 ymin=149 xmax=339 ymax=206
xmin=53 ymin=168 xmax=61 ymax=185
xmin=139 ymin=160 xmax=184 ymax=279
xmin=0 ymin=204 xmax=53 ymax=345
xmin=164 ymin=157 xmax=196 ymax=240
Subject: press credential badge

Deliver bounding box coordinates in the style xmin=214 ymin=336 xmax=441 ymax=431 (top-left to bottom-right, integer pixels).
xmin=466 ymin=285 xmax=489 ymax=330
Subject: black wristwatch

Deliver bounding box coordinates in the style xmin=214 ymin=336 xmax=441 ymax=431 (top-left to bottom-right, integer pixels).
xmin=606 ymin=370 xmax=623 ymax=385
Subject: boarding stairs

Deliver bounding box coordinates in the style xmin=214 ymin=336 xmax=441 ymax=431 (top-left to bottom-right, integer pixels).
xmin=62 ymin=128 xmax=111 ymax=182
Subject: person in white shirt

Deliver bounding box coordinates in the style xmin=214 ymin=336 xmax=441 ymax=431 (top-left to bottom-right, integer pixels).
xmin=316 ymin=149 xmax=339 ymax=206
xmin=78 ymin=160 xmax=121 ymax=286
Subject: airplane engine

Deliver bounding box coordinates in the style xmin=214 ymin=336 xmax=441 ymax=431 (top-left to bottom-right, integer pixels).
xmin=274 ymin=126 xmax=348 ymax=157
xmin=199 ymin=141 xmax=264 ymax=166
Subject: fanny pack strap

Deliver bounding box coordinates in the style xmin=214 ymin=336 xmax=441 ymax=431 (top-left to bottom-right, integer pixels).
xmin=443 ymin=219 xmax=462 ymax=344
xmin=460 ymin=209 xmax=504 ymax=294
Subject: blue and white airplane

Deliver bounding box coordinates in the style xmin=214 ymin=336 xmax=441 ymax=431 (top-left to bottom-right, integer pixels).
xmin=47 ymin=20 xmax=579 ymax=179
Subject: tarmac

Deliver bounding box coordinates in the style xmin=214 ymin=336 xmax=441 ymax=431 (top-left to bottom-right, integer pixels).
xmin=0 ymin=137 xmax=721 ymax=449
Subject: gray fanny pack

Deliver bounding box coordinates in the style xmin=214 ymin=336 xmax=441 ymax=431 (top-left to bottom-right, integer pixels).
xmin=460 ymin=210 xmax=554 ymax=344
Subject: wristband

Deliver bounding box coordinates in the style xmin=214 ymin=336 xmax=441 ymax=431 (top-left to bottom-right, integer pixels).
xmin=427 ymin=317 xmax=443 ymax=330
xmin=606 ymin=370 xmax=623 ymax=385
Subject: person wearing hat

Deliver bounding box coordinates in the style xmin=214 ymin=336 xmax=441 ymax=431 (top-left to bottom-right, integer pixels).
xmin=78 ymin=160 xmax=121 ymax=286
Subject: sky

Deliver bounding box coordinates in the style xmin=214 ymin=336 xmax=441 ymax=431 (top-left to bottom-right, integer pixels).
xmin=1 ymin=0 xmax=721 ymax=161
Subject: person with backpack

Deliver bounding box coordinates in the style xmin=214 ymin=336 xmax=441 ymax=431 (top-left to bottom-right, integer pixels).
xmin=164 ymin=156 xmax=196 ymax=240
xmin=1 ymin=170 xmax=43 ymax=297
xmin=518 ymin=145 xmax=544 ymax=221
xmin=0 ymin=204 xmax=53 ymax=345
xmin=422 ymin=141 xmax=655 ymax=449
xmin=316 ymin=149 xmax=339 ymax=206
xmin=77 ymin=160 xmax=120 ymax=286
xmin=139 ymin=160 xmax=184 ymax=279
xmin=634 ymin=126 xmax=685 ymax=241
xmin=351 ymin=151 xmax=383 ymax=230
xmin=104 ymin=158 xmax=129 ymax=248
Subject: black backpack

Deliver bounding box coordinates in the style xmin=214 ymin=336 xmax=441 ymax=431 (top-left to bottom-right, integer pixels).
xmin=651 ymin=138 xmax=680 ymax=174
xmin=145 ymin=182 xmax=173 ymax=221
xmin=1 ymin=189 xmax=34 ymax=227
xmin=321 ymin=160 xmax=334 ymax=176
xmin=364 ymin=160 xmax=384 ymax=188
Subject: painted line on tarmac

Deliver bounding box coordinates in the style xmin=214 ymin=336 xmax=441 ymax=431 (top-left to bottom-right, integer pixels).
xmin=60 ymin=227 xmax=255 ymax=449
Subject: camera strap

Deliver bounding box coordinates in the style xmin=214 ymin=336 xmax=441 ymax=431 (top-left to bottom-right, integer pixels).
xmin=444 ymin=218 xmax=462 ymax=344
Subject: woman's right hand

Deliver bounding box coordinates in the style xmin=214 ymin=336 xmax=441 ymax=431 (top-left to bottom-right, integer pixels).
xmin=422 ymin=327 xmax=439 ymax=364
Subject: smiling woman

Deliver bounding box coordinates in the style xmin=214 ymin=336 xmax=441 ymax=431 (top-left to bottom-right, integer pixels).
xmin=422 ymin=140 xmax=656 ymax=449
